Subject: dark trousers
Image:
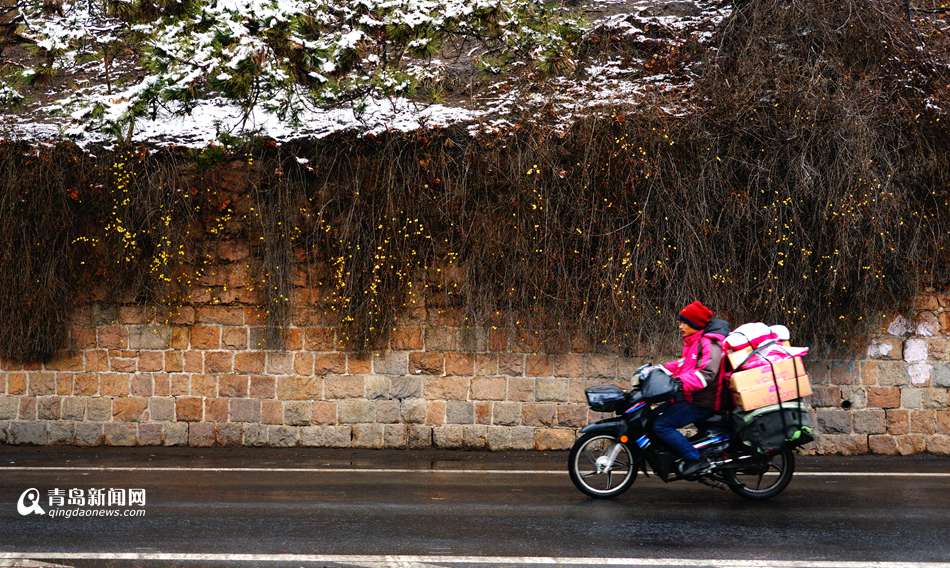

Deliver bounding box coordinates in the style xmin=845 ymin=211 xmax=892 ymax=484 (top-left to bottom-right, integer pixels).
xmin=652 ymin=401 xmax=714 ymax=462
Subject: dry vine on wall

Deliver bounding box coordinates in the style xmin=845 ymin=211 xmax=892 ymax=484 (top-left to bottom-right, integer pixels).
xmin=0 ymin=0 xmax=947 ymax=362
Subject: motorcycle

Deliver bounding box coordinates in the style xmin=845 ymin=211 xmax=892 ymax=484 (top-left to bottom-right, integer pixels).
xmin=568 ymin=364 xmax=807 ymax=501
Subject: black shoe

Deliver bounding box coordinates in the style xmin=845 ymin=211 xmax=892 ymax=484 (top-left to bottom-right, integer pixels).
xmin=680 ymin=458 xmax=711 ymax=479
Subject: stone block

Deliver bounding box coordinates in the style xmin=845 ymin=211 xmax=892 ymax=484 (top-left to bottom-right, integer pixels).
xmin=191 ymin=374 xmax=217 ymax=397
xmin=522 ymin=403 xmax=557 ymax=427
xmin=446 ymin=401 xmax=474 ymax=424
xmin=243 ymin=424 xmax=268 ymax=447
xmin=138 ymin=423 xmax=164 ymax=446
xmin=908 ymin=362 xmax=933 ymax=385
xmin=374 ymin=400 xmax=401 ymax=424
xmin=284 ymin=401 xmax=312 ymax=425
xmin=867 ymin=387 xmax=901 ymax=409
xmin=409 ymin=352 xmax=444 ymax=375
xmin=425 ymin=327 xmax=459 ymax=351
xmin=507 ymin=377 xmax=536 ymax=402
xmin=934 ymin=364 xmax=950 ymax=388
xmin=364 ymin=375 xmax=391 ymax=400
xmin=486 ymin=426 xmax=512 ymax=450
xmin=163 ymin=422 xmax=189 ymax=446
xmin=445 ymin=353 xmax=475 ymax=376
xmin=129 ymin=325 xmax=171 ymax=349
xmin=226 ymin=399 xmax=260 ymax=425
xmin=300 ymin=426 xmax=350 ymax=448
xmin=267 ymin=425 xmax=298 ymax=447
xmin=325 ymin=375 xmax=364 ymax=399
xmin=347 ymin=354 xmax=372 ymax=374
xmin=817 ymin=409 xmax=851 ymax=434
xmin=113 ymin=397 xmax=148 ymax=422
xmin=536 ymin=378 xmax=569 ymax=402
xmin=103 ymin=423 xmax=137 ymax=446
xmin=462 ymin=425 xmax=489 ymax=449
xmin=383 ymin=424 xmax=408 ymax=448
xmin=866 ymin=338 xmax=902 ymax=360
xmin=315 ymin=353 xmax=346 ymax=375
xmin=911 ymin=410 xmax=936 ymax=434
xmin=492 ymin=402 xmax=521 ymax=426
xmin=557 ymin=404 xmax=588 ymax=428
xmin=339 ymin=399 xmax=375 ymax=423
xmin=498 ymin=354 xmax=525 ymax=377
xmin=222 ymin=327 xmax=249 ymax=349
xmin=261 ymin=400 xmax=283 ymax=424
xmin=277 ymin=376 xmax=321 ymax=400
xmin=219 ymin=375 xmax=249 ymax=398
xmin=47 ymin=421 xmax=75 ymax=445
xmin=408 ymin=425 xmax=433 ymax=448
xmin=904 ymin=339 xmax=928 ymax=363
xmin=312 ymin=401 xmax=337 ymax=425
xmin=176 ymin=397 xmax=203 ymax=421
xmin=534 ymin=428 xmax=575 ymax=450
xmin=188 ymin=422 xmax=215 ymax=447
xmin=235 ymin=352 xmax=265 ymax=374
xmin=389 ymin=376 xmax=422 ymax=400
xmin=869 ymin=435 xmax=899 ymax=455
xmin=815 ymin=433 xmax=868 ymax=455
xmin=130 ymin=374 xmax=154 ymax=396
xmin=62 ymin=398 xmax=85 ymax=421
xmin=509 ymin=426 xmax=535 ymax=450
xmin=401 ymin=399 xmax=427 ymax=424
xmin=853 ymin=409 xmax=886 ymax=434
xmin=29 ymin=373 xmax=56 ymax=396
xmin=214 ymin=423 xmax=244 ymax=446
xmin=471 ymin=377 xmax=506 ymax=401
xmin=86 ymin=398 xmax=113 ymax=422
xmin=75 ymin=422 xmax=103 ymax=446
xmin=886 ymin=409 xmax=910 ymax=435
xmin=250 ymin=376 xmax=276 ymax=399
xmin=0 ymin=397 xmax=18 ymax=420
xmin=901 ymin=387 xmax=923 ymax=409
xmin=926 ymin=434 xmax=950 ymax=455
xmin=391 ymin=327 xmax=423 ymax=350
xmin=432 ymin=425 xmax=464 ymax=448
xmin=205 ymin=351 xmax=234 ymax=373
xmin=191 ymin=325 xmax=221 ymax=349
xmin=424 ymin=377 xmax=469 ymax=400
xmin=373 ymin=352 xmax=408 ymax=375
xmin=266 ymin=353 xmax=293 ymax=375
xmin=352 ymin=423 xmax=384 ymax=448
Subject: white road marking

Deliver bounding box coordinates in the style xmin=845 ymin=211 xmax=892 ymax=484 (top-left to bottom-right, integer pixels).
xmin=0 ymin=466 xmax=949 ymax=477
xmin=0 ymin=553 xmax=947 ymax=567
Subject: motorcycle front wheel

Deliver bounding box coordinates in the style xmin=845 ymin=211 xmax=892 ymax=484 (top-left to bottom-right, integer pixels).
xmin=724 ymin=447 xmax=795 ymax=500
xmin=568 ymin=432 xmax=638 ymax=499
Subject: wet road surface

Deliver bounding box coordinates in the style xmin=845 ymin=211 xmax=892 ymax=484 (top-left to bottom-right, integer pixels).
xmin=1 ymin=447 xmax=949 ymax=567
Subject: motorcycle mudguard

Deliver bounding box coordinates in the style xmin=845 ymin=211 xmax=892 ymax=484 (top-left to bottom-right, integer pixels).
xmin=579 ymin=416 xmax=628 ymax=437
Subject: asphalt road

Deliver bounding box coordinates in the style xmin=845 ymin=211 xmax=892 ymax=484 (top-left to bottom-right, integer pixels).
xmin=1 ymin=447 xmax=949 ymax=567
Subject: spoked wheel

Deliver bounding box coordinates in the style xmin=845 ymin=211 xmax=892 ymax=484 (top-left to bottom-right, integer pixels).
xmin=568 ymin=433 xmax=638 ymax=499
xmin=724 ymin=447 xmax=795 ymax=500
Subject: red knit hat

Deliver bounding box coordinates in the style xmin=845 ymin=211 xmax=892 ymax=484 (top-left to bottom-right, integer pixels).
xmin=678 ymin=301 xmax=714 ymax=330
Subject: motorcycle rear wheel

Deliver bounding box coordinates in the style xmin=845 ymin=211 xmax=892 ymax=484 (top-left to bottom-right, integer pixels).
xmin=568 ymin=433 xmax=638 ymax=499
xmin=724 ymin=447 xmax=795 ymax=500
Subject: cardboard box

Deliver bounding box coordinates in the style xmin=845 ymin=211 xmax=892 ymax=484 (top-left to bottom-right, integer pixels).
xmin=733 ymin=375 xmax=812 ymax=411
xmin=730 ymin=356 xmax=807 ymax=391
xmin=727 ymin=347 xmax=754 ymax=369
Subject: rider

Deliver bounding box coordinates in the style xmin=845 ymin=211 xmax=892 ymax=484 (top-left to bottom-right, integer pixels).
xmin=653 ymin=301 xmax=727 ymax=479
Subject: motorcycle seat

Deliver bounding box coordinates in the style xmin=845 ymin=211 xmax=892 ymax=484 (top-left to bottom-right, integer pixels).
xmin=697 ymin=414 xmax=725 ymax=426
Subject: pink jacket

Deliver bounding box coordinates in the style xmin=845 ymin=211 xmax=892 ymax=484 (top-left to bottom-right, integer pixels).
xmin=664 ymin=330 xmax=726 ymax=409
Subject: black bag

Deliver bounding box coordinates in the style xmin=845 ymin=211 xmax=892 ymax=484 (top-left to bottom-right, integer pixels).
xmin=637 ymin=368 xmax=681 ymax=401
xmin=733 ymin=402 xmax=814 ymax=451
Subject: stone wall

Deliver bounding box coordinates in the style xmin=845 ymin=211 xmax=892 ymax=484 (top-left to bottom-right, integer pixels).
xmin=803 ymin=290 xmax=950 ymax=455
xmin=0 ymin=286 xmax=947 ymax=453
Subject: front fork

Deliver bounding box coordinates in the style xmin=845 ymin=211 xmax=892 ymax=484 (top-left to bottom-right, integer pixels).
xmin=596 ymin=441 xmax=626 ymax=473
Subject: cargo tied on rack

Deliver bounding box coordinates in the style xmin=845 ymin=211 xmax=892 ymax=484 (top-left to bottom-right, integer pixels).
xmin=724 ymin=322 xmax=814 ymax=450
